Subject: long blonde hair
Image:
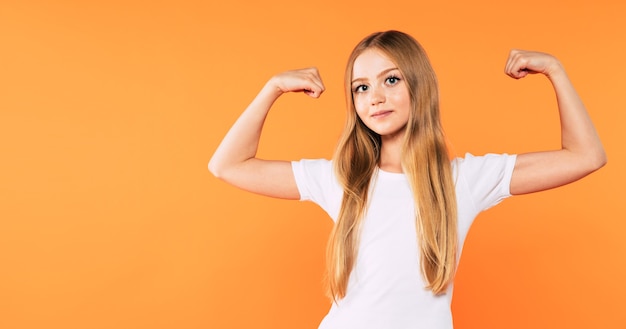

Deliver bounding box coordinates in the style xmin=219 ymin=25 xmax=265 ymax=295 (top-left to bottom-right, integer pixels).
xmin=328 ymin=30 xmax=458 ymax=299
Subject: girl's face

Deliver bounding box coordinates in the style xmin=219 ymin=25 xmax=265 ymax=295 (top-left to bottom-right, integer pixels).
xmin=351 ymin=48 xmax=411 ymax=142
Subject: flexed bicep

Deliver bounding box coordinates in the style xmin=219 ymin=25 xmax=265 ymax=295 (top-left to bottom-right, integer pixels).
xmin=505 ymin=50 xmax=606 ymax=195
xmin=218 ymin=159 xmax=300 ymax=200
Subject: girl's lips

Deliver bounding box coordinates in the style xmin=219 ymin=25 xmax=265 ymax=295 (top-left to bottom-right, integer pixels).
xmin=371 ymin=110 xmax=393 ymax=118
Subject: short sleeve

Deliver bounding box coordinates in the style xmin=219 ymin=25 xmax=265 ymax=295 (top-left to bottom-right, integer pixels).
xmin=455 ymin=153 xmax=517 ymax=212
xmin=291 ymin=159 xmax=343 ymax=220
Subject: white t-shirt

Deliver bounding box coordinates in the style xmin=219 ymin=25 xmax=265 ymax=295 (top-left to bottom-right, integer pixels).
xmin=291 ymin=153 xmax=517 ymax=329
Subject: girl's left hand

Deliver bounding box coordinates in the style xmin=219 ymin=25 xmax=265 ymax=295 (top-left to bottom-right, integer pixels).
xmin=504 ymin=49 xmax=563 ymax=79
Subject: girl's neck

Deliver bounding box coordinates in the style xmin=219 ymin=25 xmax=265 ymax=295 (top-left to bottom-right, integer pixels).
xmin=379 ymin=135 xmax=403 ymax=173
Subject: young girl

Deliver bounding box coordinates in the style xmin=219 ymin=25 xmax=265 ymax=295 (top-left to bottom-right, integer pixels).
xmin=208 ymin=31 xmax=605 ymax=329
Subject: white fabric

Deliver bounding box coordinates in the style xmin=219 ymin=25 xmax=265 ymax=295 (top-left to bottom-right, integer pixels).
xmin=291 ymin=153 xmax=517 ymax=329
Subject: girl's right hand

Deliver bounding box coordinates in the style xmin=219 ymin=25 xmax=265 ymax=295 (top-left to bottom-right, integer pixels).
xmin=269 ymin=67 xmax=326 ymax=98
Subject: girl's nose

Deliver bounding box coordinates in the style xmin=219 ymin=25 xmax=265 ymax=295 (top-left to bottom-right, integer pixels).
xmin=369 ymin=87 xmax=385 ymax=105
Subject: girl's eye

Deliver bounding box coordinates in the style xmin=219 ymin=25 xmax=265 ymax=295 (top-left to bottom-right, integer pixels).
xmin=354 ymin=85 xmax=368 ymax=93
xmin=386 ymin=76 xmax=400 ymax=85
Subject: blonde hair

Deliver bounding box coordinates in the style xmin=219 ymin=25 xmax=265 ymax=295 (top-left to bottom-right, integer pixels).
xmin=328 ymin=30 xmax=458 ymax=299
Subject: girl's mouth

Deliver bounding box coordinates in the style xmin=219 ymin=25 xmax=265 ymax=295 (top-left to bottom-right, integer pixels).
xmin=372 ymin=110 xmax=392 ymax=118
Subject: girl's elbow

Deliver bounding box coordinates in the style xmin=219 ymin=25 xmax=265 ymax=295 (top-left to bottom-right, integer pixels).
xmin=208 ymin=158 xmax=223 ymax=178
xmin=583 ymin=147 xmax=607 ymax=174
xmin=592 ymin=149 xmax=607 ymax=171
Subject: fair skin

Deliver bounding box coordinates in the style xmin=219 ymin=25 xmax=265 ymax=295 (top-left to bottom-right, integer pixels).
xmin=208 ymin=49 xmax=606 ymax=198
xmin=351 ymin=49 xmax=410 ymax=173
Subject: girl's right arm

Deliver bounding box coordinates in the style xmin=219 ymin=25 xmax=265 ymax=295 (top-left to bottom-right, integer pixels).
xmin=208 ymin=67 xmax=325 ymax=200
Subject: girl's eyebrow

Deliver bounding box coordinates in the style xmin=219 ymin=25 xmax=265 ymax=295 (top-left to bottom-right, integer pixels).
xmin=351 ymin=67 xmax=399 ymax=85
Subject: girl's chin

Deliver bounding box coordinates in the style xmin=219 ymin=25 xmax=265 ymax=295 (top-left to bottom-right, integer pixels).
xmin=367 ymin=126 xmax=407 ymax=140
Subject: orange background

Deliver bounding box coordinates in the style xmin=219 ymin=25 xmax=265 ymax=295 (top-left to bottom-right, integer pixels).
xmin=1 ymin=0 xmax=625 ymax=328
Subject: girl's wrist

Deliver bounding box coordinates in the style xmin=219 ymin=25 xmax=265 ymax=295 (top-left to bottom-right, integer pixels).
xmin=261 ymin=77 xmax=285 ymax=100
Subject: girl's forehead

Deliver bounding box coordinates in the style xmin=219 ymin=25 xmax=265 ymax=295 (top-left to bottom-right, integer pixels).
xmin=352 ymin=48 xmax=397 ymax=78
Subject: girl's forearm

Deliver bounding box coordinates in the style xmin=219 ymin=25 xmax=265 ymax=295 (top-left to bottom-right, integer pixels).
xmin=208 ymin=82 xmax=282 ymax=178
xmin=548 ymin=67 xmax=607 ymax=167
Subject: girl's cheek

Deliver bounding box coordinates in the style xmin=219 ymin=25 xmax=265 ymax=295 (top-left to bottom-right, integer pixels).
xmin=354 ymin=104 xmax=366 ymax=119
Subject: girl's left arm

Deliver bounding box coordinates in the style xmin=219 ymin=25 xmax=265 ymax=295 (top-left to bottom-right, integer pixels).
xmin=504 ymin=49 xmax=607 ymax=195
